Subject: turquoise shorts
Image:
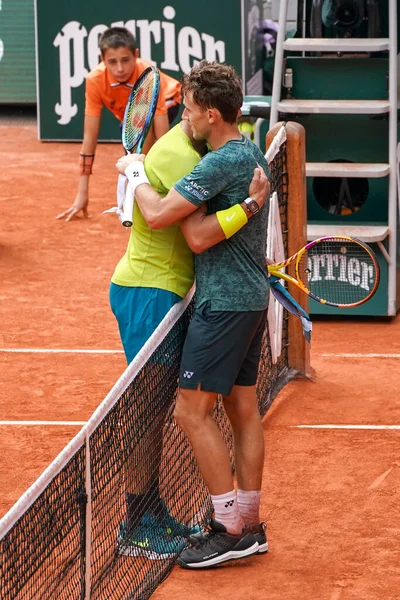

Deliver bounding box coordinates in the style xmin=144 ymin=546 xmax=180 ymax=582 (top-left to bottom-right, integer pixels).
xmin=109 ymin=283 xmax=181 ymax=364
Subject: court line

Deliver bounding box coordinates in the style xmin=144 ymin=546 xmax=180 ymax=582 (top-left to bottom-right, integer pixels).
xmin=1 ymin=422 xmax=399 ymax=430
xmin=295 ymin=425 xmax=400 ymax=430
xmin=0 ymin=421 xmax=87 ymax=426
xmin=1 ymin=349 xmax=399 ymax=358
xmin=0 ymin=348 xmax=124 ymax=354
xmin=321 ymin=353 xmax=400 ymax=358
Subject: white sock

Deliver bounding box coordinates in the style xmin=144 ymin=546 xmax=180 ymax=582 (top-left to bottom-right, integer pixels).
xmin=211 ymin=490 xmax=244 ymax=535
xmin=237 ymin=489 xmax=261 ymax=526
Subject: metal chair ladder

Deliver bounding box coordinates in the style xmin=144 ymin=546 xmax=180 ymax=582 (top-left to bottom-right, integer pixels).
xmin=269 ymin=0 xmax=398 ymax=314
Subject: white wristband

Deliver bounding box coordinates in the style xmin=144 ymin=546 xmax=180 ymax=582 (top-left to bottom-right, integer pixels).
xmin=125 ymin=161 xmax=150 ymax=194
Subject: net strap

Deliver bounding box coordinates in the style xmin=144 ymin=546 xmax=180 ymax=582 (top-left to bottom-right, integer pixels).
xmin=265 ymin=124 xmax=286 ymax=164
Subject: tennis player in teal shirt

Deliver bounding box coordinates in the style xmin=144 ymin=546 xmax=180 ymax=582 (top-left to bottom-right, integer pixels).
xmin=116 ymin=61 xmax=271 ymax=568
xmin=114 ymin=115 xmax=269 ymax=560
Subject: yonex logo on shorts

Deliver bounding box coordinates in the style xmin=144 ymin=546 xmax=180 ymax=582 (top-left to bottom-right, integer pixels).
xmin=224 ymin=500 xmax=234 ymax=508
xmin=183 ymin=371 xmax=194 ymax=378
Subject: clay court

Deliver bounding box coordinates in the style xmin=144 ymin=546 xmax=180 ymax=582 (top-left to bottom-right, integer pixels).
xmin=1 ymin=118 xmax=399 ymax=599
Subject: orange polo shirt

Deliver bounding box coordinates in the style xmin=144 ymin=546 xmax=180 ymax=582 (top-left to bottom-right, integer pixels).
xmin=85 ymin=58 xmax=181 ymax=121
xmin=160 ymin=71 xmax=181 ymax=108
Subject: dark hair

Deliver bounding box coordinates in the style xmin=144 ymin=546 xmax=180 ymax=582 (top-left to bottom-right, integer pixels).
xmin=182 ymin=61 xmax=243 ymax=124
xmin=99 ymin=27 xmax=137 ymax=56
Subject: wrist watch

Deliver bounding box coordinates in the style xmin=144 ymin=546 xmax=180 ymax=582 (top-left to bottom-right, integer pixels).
xmin=244 ymin=197 xmax=260 ymax=215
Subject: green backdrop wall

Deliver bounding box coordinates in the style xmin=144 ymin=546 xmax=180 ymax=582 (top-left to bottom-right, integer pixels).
xmin=34 ymin=0 xmax=265 ymax=140
xmin=0 ymin=0 xmax=36 ymax=103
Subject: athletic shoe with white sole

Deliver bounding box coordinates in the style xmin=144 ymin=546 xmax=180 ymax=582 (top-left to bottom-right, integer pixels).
xmin=252 ymin=521 xmax=268 ymax=553
xmin=177 ymin=519 xmax=259 ymax=569
xmin=190 ymin=520 xmax=268 ymax=554
xmin=142 ymin=505 xmax=202 ymax=538
xmin=117 ymin=521 xmax=186 ymax=560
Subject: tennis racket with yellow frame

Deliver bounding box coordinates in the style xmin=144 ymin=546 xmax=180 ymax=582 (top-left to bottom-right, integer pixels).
xmin=267 ymin=236 xmax=380 ymax=308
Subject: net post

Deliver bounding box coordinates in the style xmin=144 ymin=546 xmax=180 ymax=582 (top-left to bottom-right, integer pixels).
xmin=266 ymin=121 xmax=311 ymax=376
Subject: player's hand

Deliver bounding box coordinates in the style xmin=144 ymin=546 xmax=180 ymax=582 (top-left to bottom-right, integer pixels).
xmin=249 ymin=164 xmax=270 ymax=209
xmin=115 ymin=154 xmax=146 ymax=174
xmin=56 ymin=190 xmax=89 ymax=221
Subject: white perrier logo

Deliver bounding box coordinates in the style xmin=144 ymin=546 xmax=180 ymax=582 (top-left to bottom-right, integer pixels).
xmin=53 ymin=5 xmax=226 ymax=125
xmin=307 ymin=253 xmax=374 ymax=291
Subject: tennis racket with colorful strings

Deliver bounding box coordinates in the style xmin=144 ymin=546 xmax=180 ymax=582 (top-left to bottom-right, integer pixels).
xmin=118 ymin=66 xmax=160 ymax=227
xmin=267 ymin=236 xmax=380 ymax=308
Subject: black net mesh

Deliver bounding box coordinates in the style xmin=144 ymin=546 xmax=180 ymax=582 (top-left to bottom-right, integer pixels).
xmin=0 ymin=126 xmax=298 ymax=600
xmin=1 ymin=448 xmax=86 ymax=600
xmin=88 ymin=304 xmax=196 ymax=600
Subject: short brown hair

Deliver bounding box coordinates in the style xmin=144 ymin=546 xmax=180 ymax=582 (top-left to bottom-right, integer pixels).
xmin=99 ymin=27 xmax=137 ymax=57
xmin=182 ymin=61 xmax=243 ymax=124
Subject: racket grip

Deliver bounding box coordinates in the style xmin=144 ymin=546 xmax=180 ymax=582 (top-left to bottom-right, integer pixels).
xmin=122 ymin=181 xmax=134 ymax=228
xmin=117 ymin=174 xmax=127 ymax=209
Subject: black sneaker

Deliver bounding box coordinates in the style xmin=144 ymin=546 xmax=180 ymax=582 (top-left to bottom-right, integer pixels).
xmin=252 ymin=521 xmax=268 ymax=553
xmin=177 ymin=519 xmax=259 ymax=569
xmin=190 ymin=521 xmax=268 ymax=554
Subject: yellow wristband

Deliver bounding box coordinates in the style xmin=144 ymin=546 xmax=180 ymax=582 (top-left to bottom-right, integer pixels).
xmin=216 ymin=204 xmax=248 ymax=239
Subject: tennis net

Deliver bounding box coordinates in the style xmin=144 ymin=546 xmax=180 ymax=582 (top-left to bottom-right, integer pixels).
xmin=0 ymin=124 xmax=299 ymax=600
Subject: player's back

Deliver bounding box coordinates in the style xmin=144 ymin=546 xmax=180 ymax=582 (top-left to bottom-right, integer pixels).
xmin=193 ymin=137 xmax=270 ymax=312
xmin=111 ymin=124 xmax=201 ymax=298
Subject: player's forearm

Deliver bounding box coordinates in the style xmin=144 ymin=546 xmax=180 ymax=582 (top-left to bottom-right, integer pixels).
xmin=77 ymin=174 xmax=90 ymax=193
xmin=133 ymin=184 xmax=170 ymax=229
xmin=180 ymin=212 xmax=225 ymax=253
xmin=78 ymin=116 xmax=100 ymax=177
xmin=80 ymin=139 xmax=97 ymax=155
xmin=181 ymin=202 xmax=254 ymax=254
xmin=81 ymin=116 xmax=100 ymax=153
xmin=125 ymin=163 xmax=195 ymax=229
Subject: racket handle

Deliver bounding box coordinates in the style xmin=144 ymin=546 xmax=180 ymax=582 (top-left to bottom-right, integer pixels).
xmin=122 ymin=181 xmax=134 ymax=228
xmin=117 ymin=174 xmax=127 ymax=210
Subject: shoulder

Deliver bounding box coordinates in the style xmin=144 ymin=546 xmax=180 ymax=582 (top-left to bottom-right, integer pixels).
xmin=242 ymin=139 xmax=270 ymax=173
xmin=202 ymin=143 xmax=243 ymax=168
xmin=146 ymin=126 xmax=201 ymax=190
xmin=149 ymin=125 xmax=199 ymax=162
xmin=136 ymin=58 xmax=151 ymax=73
xmin=159 ymin=70 xmax=180 ymax=87
xmin=191 ymin=149 xmax=230 ymax=177
xmin=86 ymin=62 xmax=106 ymax=81
xmin=254 ymin=146 xmax=270 ymax=175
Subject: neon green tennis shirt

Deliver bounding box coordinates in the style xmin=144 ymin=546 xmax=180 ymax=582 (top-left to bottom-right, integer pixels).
xmin=111 ymin=123 xmax=201 ymax=297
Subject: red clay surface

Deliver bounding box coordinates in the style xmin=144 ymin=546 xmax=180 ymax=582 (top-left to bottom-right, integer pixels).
xmin=1 ymin=122 xmax=399 ymax=600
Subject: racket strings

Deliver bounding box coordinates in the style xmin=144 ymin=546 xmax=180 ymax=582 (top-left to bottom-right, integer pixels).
xmin=298 ymin=238 xmax=378 ymax=305
xmin=123 ymin=74 xmax=158 ymax=152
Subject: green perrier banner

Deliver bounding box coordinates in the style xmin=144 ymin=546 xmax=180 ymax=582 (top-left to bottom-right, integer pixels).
xmin=35 ymin=0 xmax=264 ymax=140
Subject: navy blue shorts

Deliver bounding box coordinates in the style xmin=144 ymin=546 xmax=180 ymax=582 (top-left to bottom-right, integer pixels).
xmin=179 ymin=301 xmax=267 ymax=396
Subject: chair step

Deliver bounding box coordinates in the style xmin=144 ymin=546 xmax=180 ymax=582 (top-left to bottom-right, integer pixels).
xmin=283 ymin=38 xmax=390 ymax=53
xmin=306 ymin=162 xmax=390 ymax=178
xmin=277 ymin=99 xmax=390 ymax=114
xmin=307 ymin=224 xmax=390 ymax=243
